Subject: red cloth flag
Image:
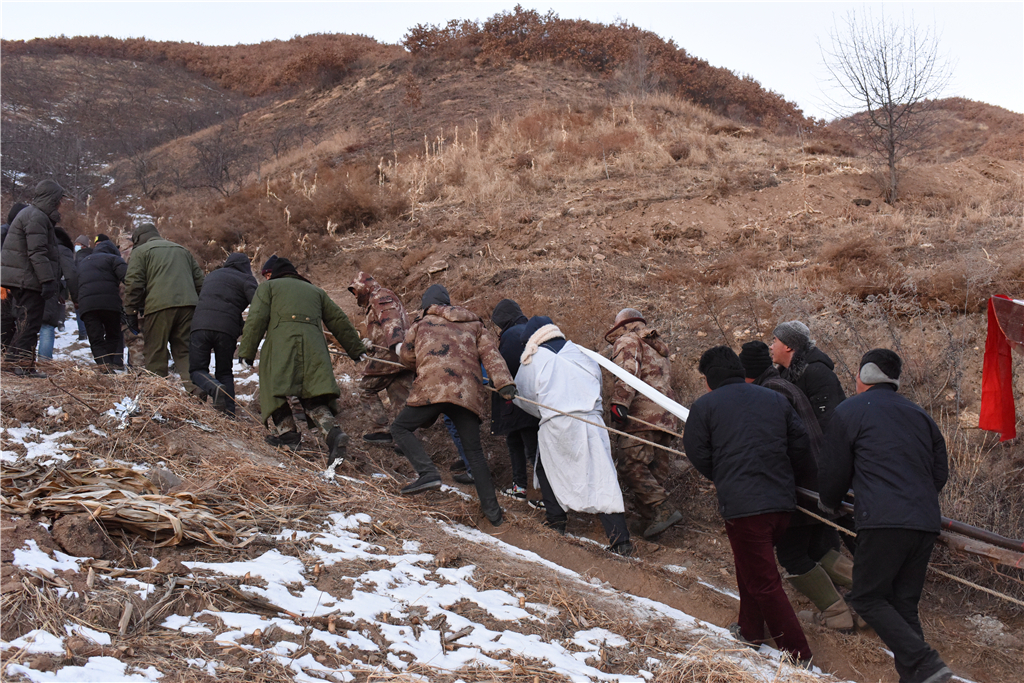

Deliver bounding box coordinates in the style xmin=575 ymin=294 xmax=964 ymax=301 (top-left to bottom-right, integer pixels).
xmin=979 ymin=295 xmax=1022 ymax=441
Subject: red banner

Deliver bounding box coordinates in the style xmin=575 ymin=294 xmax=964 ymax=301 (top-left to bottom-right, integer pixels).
xmin=979 ymin=295 xmax=1022 ymax=441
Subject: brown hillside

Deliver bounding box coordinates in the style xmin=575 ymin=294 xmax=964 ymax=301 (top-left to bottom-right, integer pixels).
xmin=1 ymin=21 xmax=1023 ymax=683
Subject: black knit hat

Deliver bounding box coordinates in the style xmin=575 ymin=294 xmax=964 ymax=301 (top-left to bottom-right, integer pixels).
xmin=698 ymin=345 xmax=745 ymax=390
xmin=739 ymin=341 xmax=773 ymax=379
xmin=260 ymin=254 xmax=279 ymax=275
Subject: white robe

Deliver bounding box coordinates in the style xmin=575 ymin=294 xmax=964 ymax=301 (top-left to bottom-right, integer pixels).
xmin=514 ymin=341 xmax=625 ymax=514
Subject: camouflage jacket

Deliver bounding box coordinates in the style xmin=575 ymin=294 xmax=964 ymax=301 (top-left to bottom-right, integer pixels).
xmin=605 ymin=320 xmax=677 ymax=433
xmin=399 ymin=304 xmax=514 ymax=418
xmin=349 ymin=272 xmax=410 ymax=377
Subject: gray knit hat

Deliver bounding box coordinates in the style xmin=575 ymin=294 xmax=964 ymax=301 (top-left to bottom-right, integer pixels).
xmin=772 ymin=321 xmax=812 ymax=351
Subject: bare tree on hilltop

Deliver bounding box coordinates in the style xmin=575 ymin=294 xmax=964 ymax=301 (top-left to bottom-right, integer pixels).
xmin=821 ymin=9 xmax=953 ymax=203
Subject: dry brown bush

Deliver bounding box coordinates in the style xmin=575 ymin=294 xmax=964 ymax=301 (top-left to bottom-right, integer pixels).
xmin=403 ymin=7 xmax=808 ymax=130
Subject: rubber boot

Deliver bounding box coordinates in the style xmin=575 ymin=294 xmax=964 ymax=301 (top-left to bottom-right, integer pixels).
xmin=819 ymin=548 xmax=854 ymax=588
xmin=786 ymin=564 xmax=854 ymax=632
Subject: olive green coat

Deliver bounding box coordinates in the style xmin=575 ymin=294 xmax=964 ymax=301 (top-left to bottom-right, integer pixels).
xmin=237 ymin=275 xmax=366 ymax=422
xmin=123 ymin=224 xmax=205 ymax=315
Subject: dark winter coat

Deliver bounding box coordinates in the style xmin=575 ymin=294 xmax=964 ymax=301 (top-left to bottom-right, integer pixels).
xmin=191 ymin=253 xmax=258 ymax=338
xmin=752 ymin=365 xmax=823 ymax=526
xmin=237 ymin=273 xmax=366 ymax=422
xmin=0 ymin=182 xmax=63 ymax=292
xmin=752 ymin=365 xmax=824 ymax=466
xmin=42 ymin=230 xmax=80 ymax=327
xmin=74 ymin=245 xmax=93 ymax=265
xmin=780 ymin=346 xmax=847 ymax=431
xmin=819 ymin=384 xmax=948 ymax=533
xmin=123 ymin=223 xmax=204 ymax=315
xmin=78 ymin=240 xmax=128 ymax=315
xmin=489 ymin=299 xmax=538 ymax=435
xmin=683 ymin=377 xmax=814 ymax=521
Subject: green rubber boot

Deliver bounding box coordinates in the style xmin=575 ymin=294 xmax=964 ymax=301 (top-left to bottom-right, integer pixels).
xmin=820 ymin=548 xmax=854 ymax=589
xmin=786 ymin=564 xmax=854 ymax=632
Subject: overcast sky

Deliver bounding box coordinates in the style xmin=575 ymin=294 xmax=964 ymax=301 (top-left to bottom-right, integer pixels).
xmin=2 ymin=1 xmax=1021 ymax=121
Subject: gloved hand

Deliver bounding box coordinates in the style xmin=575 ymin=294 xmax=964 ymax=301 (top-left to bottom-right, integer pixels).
xmin=498 ymin=384 xmax=517 ymax=400
xmin=40 ymin=280 xmax=58 ymax=300
xmin=125 ymin=313 xmax=140 ymax=334
xmin=357 ymin=353 xmax=368 ymax=363
xmin=239 ymin=357 xmax=255 ymax=370
xmin=610 ymin=404 xmax=629 ymax=425
xmin=817 ymin=499 xmax=838 ymax=517
xmin=360 ymin=338 xmax=374 ymax=351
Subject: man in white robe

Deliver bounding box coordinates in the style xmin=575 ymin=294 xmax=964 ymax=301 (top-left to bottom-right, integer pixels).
xmin=513 ymin=316 xmax=632 ymax=555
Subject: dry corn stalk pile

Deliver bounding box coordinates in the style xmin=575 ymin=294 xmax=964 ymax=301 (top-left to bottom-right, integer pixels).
xmin=1 ymin=465 xmax=258 ymax=547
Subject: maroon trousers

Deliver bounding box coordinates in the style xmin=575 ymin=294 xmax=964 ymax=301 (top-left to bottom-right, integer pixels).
xmin=725 ymin=511 xmax=812 ymax=662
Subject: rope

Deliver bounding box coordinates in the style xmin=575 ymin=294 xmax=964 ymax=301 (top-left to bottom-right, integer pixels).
xmin=796 ymin=505 xmax=1024 ymax=609
xmin=626 ymin=414 xmax=685 ymax=440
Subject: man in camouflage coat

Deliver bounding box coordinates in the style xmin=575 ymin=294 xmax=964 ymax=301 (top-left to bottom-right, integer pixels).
xmin=348 ymin=271 xmax=414 ymax=443
xmin=391 ymin=284 xmax=516 ymax=526
xmin=238 ymin=258 xmax=367 ymax=466
xmin=605 ymin=308 xmax=683 ymax=539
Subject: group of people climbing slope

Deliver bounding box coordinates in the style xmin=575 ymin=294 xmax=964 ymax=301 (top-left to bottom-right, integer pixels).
xmin=1 ymin=188 xmax=952 ymax=682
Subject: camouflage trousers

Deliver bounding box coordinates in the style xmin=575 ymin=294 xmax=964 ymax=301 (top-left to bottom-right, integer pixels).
xmin=270 ymin=396 xmax=341 ymax=440
xmin=359 ymin=370 xmax=414 ymax=426
xmin=614 ymin=430 xmax=672 ymax=518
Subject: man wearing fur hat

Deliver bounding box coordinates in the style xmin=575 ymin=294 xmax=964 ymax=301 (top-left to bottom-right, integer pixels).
xmin=770 ymin=320 xmax=846 ymax=431
xmin=819 ymin=349 xmax=951 ymax=683
xmin=123 ymin=222 xmax=205 ymax=391
xmin=348 ymin=271 xmax=414 ymax=443
xmin=604 ymin=308 xmax=682 ymax=539
xmin=391 ymin=284 xmax=514 ymax=527
xmin=683 ymin=345 xmax=814 ymax=664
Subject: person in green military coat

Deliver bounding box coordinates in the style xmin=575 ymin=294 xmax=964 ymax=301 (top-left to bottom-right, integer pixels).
xmin=237 ymin=257 xmax=367 ymax=466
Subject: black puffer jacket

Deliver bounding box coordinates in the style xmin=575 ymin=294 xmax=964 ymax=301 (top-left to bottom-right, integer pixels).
xmin=489 ymin=299 xmax=539 ymax=436
xmin=78 ymin=240 xmax=128 ymax=314
xmin=819 ymin=384 xmax=948 ymax=532
xmin=0 ymin=181 xmax=63 ymax=291
xmin=190 ymin=252 xmax=258 ymax=338
xmin=683 ymin=377 xmax=814 ymax=520
xmin=42 ymin=228 xmax=80 ymax=327
xmin=780 ymin=346 xmax=847 ymax=431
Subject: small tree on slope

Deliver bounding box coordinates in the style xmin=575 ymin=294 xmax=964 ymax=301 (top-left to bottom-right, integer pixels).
xmin=821 ymin=9 xmax=953 ymax=204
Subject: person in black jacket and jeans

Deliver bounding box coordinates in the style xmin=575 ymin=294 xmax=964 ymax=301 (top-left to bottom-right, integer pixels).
xmin=77 ymin=240 xmax=128 ymax=369
xmin=188 ymin=252 xmax=258 ymax=414
xmin=819 ymin=349 xmax=951 ymax=683
xmin=683 ymin=346 xmax=814 ymax=665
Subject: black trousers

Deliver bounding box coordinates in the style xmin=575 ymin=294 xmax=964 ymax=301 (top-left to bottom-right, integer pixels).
xmin=189 ymin=329 xmax=237 ymax=413
xmin=851 ymin=528 xmax=944 ymax=680
xmin=1 ymin=286 xmax=46 ymax=367
xmin=774 ymin=517 xmax=842 ymax=576
xmin=82 ymin=309 xmax=124 ymax=367
xmin=535 ymin=454 xmax=630 ymax=547
xmin=391 ymin=403 xmax=501 ymax=521
xmin=506 ymin=426 xmax=539 ymax=489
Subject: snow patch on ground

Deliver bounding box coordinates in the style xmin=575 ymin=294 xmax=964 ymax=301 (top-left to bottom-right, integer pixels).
xmin=0 ymin=508 xmax=832 ymax=682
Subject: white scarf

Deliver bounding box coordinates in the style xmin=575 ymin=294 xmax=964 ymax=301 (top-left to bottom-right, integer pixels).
xmin=520 ymin=324 xmax=565 ymax=366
